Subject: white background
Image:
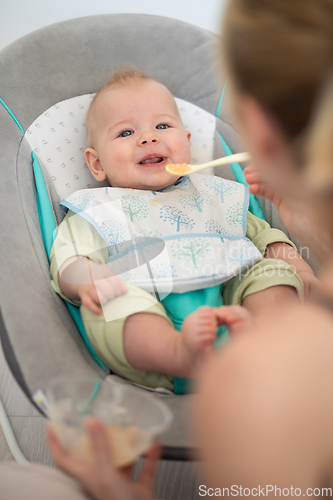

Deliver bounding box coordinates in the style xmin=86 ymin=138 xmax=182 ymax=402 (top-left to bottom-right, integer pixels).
xmin=1 ymin=0 xmax=227 ymax=51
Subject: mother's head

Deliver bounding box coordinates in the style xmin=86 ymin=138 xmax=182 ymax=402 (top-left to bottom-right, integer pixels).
xmin=192 ymin=2 xmax=333 ymax=489
xmin=221 ymin=0 xmax=333 ymax=195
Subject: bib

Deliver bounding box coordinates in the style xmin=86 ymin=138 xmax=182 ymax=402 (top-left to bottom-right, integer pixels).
xmin=60 ymin=175 xmax=263 ymax=295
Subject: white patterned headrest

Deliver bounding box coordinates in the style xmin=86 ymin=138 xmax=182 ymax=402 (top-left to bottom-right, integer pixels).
xmin=25 ymin=95 xmax=217 ymax=200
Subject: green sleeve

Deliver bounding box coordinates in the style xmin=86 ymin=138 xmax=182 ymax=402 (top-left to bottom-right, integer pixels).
xmin=246 ymin=211 xmax=297 ymax=256
xmin=49 ymin=210 xmax=109 ymax=304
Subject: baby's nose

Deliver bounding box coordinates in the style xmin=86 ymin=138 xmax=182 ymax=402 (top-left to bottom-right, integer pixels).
xmin=139 ymin=131 xmax=159 ymax=145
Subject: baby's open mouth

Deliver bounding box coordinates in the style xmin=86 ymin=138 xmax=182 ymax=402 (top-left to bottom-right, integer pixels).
xmin=139 ymin=157 xmax=165 ymax=165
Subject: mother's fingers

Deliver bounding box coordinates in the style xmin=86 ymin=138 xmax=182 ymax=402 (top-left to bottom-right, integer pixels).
xmin=243 ymin=163 xmax=256 ymax=174
xmin=244 ymin=170 xmax=262 ymax=185
xmin=47 ymin=425 xmax=87 ymax=478
xmin=244 ymin=164 xmax=270 ymax=189
xmin=244 ymin=164 xmax=286 ymax=208
xmin=84 ymin=418 xmax=115 ymax=471
xmin=139 ymin=442 xmax=161 ymax=490
xmin=249 ymin=181 xmax=280 ymax=205
xmin=214 ymin=306 xmax=255 ymax=333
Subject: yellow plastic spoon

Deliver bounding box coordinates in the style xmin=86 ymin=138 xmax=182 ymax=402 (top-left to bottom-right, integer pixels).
xmin=166 ymin=152 xmax=251 ymax=176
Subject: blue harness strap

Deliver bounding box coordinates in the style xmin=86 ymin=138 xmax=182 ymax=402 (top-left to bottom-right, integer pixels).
xmin=215 ymin=80 xmax=227 ymax=119
xmin=215 ymin=84 xmax=266 ymax=221
xmin=0 ymin=98 xmax=24 ymax=134
xmin=31 ymin=153 xmax=108 ymax=372
xmin=0 ymin=97 xmax=107 ymax=372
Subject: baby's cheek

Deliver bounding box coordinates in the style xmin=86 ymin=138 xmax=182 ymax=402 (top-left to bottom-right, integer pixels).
xmin=114 ymin=151 xmax=132 ymax=172
xmin=183 ymin=144 xmax=192 ymax=163
xmin=115 ymin=148 xmax=130 ymax=163
xmin=175 ymin=137 xmax=191 ymax=163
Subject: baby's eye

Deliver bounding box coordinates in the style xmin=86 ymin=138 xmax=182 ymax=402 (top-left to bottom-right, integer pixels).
xmin=118 ymin=130 xmax=133 ymax=138
xmin=156 ymin=123 xmax=169 ymax=130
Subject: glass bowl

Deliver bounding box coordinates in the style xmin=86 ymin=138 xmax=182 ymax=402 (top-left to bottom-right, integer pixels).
xmin=47 ymin=376 xmax=173 ymax=468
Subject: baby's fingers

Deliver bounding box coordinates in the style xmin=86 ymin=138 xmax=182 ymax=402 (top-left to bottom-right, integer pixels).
xmin=81 ymin=291 xmax=103 ymax=315
xmin=96 ymin=276 xmax=128 ymax=303
xmin=106 ymin=275 xmax=128 ymax=296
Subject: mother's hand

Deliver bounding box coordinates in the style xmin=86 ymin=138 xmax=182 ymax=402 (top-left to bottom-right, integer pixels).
xmin=244 ymin=164 xmax=325 ymax=258
xmin=244 ymin=164 xmax=292 ymax=229
xmin=47 ymin=418 xmax=159 ymax=500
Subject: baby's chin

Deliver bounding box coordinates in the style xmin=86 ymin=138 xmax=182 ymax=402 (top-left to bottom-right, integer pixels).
xmin=107 ymin=176 xmax=177 ymax=191
xmin=127 ymin=175 xmax=178 ymax=191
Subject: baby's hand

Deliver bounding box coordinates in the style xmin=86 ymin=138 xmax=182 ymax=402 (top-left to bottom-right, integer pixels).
xmin=182 ymin=306 xmax=217 ymax=358
xmin=78 ymin=261 xmax=127 ymax=315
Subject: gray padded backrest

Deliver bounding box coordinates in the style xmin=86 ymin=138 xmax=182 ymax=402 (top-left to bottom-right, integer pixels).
xmin=0 ymin=14 xmax=231 ymax=450
xmin=0 ymin=14 xmax=320 ymax=449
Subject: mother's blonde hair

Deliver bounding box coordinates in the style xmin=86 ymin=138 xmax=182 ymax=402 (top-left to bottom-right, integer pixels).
xmin=222 ymin=0 xmax=333 ymax=188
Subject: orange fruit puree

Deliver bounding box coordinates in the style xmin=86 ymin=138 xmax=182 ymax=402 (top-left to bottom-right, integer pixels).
xmin=66 ymin=425 xmax=152 ymax=468
xmin=166 ymin=163 xmax=191 ymax=174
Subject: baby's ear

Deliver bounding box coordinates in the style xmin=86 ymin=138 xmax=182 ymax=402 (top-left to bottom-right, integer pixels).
xmin=85 ymin=148 xmax=107 ymax=182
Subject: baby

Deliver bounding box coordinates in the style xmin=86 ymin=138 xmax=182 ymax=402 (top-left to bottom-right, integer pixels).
xmin=50 ymin=68 xmax=313 ymax=394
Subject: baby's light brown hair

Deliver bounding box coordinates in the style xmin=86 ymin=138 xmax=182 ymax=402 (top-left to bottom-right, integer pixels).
xmin=86 ymin=67 xmax=151 ymax=147
xmin=85 ymin=67 xmax=180 ymax=148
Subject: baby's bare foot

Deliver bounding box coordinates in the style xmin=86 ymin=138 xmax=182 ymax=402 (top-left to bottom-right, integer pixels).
xmin=179 ymin=307 xmax=217 ymax=375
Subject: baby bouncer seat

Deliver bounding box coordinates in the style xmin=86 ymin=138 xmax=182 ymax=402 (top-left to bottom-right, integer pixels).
xmin=0 ymin=12 xmax=319 ymax=474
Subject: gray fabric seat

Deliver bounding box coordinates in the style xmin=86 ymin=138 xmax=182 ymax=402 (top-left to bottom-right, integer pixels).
xmin=0 ymin=13 xmax=320 ymax=463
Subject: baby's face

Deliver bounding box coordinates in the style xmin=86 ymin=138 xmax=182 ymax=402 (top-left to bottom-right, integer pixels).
xmin=85 ymin=80 xmax=191 ymax=190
